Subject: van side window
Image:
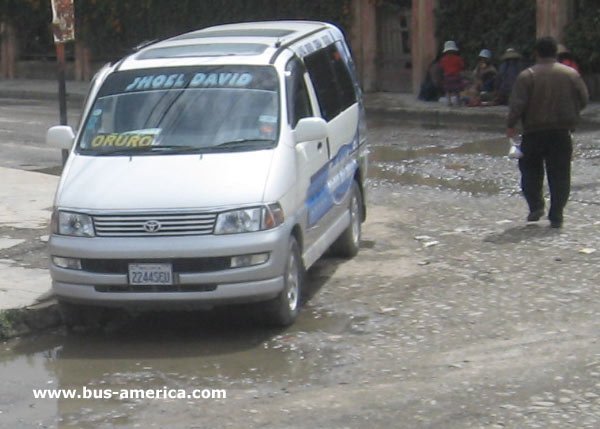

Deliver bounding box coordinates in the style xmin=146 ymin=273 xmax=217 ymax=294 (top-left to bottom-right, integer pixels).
xmin=304 ymin=44 xmax=357 ymax=121
xmin=285 ymin=58 xmax=312 ymax=128
xmin=332 ymin=42 xmax=357 ymax=109
xmin=335 ymin=41 xmax=362 ymax=99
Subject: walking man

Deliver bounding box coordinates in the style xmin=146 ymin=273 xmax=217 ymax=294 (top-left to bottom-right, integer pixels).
xmin=506 ymin=36 xmax=588 ymax=228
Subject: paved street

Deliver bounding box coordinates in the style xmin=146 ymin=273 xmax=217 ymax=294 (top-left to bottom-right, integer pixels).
xmin=0 ymin=95 xmax=599 ymax=428
xmin=0 ymin=97 xmax=80 ymax=172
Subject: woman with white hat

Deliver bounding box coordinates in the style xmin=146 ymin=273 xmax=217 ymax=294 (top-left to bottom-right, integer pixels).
xmin=439 ymin=40 xmax=465 ymax=106
xmin=461 ymin=49 xmax=497 ymax=106
xmin=474 ymin=49 xmax=497 ymax=101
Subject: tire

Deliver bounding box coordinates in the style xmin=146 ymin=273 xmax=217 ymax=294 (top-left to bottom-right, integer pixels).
xmin=58 ymin=301 xmax=106 ymax=331
xmin=331 ymin=181 xmax=362 ymax=258
xmin=263 ymin=236 xmax=304 ymax=327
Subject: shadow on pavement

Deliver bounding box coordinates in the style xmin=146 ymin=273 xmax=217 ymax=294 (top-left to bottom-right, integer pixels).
xmin=483 ymin=223 xmax=561 ymax=244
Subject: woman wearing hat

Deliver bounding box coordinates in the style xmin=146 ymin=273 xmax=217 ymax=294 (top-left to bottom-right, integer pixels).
xmin=439 ymin=40 xmax=465 ymax=106
xmin=494 ymin=48 xmax=524 ymax=105
xmin=464 ymin=49 xmax=497 ymax=106
xmin=474 ymin=49 xmax=497 ymax=93
xmin=557 ymin=44 xmax=580 ymax=73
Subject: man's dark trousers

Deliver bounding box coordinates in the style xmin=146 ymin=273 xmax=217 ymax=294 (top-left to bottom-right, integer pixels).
xmin=518 ymin=129 xmax=572 ymax=224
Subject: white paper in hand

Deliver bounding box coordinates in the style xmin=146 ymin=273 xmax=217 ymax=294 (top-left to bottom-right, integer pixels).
xmin=508 ymin=138 xmax=523 ymax=159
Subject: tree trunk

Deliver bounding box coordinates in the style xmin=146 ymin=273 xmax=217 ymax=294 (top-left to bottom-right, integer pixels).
xmin=74 ymin=41 xmax=92 ymax=81
xmin=0 ymin=22 xmax=18 ymax=79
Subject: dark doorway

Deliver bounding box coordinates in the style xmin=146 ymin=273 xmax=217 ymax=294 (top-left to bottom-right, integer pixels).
xmin=376 ymin=1 xmax=412 ymax=92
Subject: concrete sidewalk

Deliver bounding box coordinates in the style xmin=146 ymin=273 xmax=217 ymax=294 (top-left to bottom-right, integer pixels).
xmin=0 ymin=78 xmax=599 ymax=338
xmin=0 ymin=167 xmax=61 ymax=338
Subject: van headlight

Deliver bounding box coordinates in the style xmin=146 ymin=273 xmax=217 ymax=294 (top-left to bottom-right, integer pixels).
xmin=214 ymin=204 xmax=284 ymax=235
xmin=53 ymin=211 xmax=95 ymax=237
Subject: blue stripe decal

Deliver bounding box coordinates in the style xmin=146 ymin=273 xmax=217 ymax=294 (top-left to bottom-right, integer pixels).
xmin=306 ymin=132 xmax=359 ymax=227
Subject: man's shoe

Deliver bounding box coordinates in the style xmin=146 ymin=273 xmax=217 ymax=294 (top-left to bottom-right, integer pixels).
xmin=550 ymin=220 xmax=563 ymax=229
xmin=527 ymin=209 xmax=544 ymax=222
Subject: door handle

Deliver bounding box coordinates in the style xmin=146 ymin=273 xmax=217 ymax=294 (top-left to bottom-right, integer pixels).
xmin=317 ymin=141 xmax=323 ymax=150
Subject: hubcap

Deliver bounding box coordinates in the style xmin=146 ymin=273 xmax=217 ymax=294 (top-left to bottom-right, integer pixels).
xmin=350 ymin=192 xmax=361 ymax=245
xmin=285 ymin=249 xmax=299 ymax=311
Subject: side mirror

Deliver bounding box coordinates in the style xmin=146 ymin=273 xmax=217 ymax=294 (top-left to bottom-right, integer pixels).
xmin=46 ymin=126 xmax=75 ymax=150
xmin=294 ymin=117 xmax=328 ymax=143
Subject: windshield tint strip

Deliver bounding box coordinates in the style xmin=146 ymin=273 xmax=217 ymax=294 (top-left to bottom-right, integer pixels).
xmin=98 ymin=66 xmax=278 ymax=97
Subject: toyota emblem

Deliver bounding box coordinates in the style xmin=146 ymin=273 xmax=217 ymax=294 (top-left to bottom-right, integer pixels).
xmin=143 ymin=220 xmax=161 ymax=233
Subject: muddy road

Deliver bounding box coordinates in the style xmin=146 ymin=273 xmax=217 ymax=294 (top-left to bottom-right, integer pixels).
xmin=1 ymin=117 xmax=599 ymax=428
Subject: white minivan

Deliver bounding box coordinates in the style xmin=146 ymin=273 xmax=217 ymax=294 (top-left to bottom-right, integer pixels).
xmin=47 ymin=21 xmax=368 ymax=326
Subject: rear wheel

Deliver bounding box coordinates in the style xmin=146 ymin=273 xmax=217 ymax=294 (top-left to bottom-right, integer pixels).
xmin=331 ymin=181 xmax=362 ymax=258
xmin=263 ymin=236 xmax=303 ymax=327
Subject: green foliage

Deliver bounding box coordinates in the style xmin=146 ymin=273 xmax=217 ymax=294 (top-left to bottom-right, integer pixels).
xmin=0 ymin=309 xmax=22 ymax=340
xmin=80 ymin=0 xmax=351 ymax=58
xmin=564 ymin=7 xmax=600 ymax=73
xmin=435 ymin=0 xmax=536 ymax=68
xmin=0 ymin=0 xmax=52 ymax=56
xmin=0 ymin=0 xmax=351 ymax=60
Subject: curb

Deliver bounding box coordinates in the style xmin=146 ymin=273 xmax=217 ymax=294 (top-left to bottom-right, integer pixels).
xmin=365 ymin=106 xmax=508 ymax=129
xmin=0 ymin=298 xmax=61 ymax=340
xmin=365 ymin=105 xmax=600 ymax=130
xmin=0 ymin=89 xmax=85 ymax=105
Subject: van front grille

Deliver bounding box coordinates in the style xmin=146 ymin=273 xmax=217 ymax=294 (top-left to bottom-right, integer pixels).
xmin=81 ymin=257 xmax=230 ymax=274
xmin=93 ymin=212 xmax=217 ymax=237
xmin=94 ymin=284 xmax=218 ymax=293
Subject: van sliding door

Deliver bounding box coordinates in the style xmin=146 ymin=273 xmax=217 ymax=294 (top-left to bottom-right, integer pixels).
xmin=304 ymin=44 xmax=360 ymax=214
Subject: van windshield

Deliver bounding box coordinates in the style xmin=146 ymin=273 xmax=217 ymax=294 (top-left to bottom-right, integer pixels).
xmin=78 ymin=65 xmax=280 ymax=155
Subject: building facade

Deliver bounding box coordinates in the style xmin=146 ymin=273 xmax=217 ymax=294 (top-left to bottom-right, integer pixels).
xmin=0 ymin=0 xmax=581 ymax=94
xmin=350 ymin=0 xmax=576 ymax=94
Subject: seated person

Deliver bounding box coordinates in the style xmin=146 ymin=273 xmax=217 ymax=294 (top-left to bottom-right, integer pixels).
xmin=494 ymin=48 xmax=524 ymax=105
xmin=557 ymin=44 xmax=580 ymax=73
xmin=439 ymin=41 xmax=465 ymax=106
xmin=463 ymin=49 xmax=497 ymax=106
xmin=418 ymin=54 xmax=444 ymax=102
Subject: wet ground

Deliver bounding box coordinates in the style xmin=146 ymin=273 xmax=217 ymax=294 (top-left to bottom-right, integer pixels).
xmin=1 ymin=117 xmax=600 ymax=428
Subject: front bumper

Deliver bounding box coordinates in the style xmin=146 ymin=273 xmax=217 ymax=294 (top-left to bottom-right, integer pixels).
xmin=49 ymin=227 xmax=289 ymax=308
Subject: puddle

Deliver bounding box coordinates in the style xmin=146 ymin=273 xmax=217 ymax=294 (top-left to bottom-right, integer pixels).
xmin=367 ymin=137 xmax=506 ymax=195
xmin=369 ymin=166 xmax=501 ymax=195
xmin=452 ymin=138 xmax=509 ymax=157
xmin=367 ymin=114 xmax=506 ymax=132
xmin=0 ymin=307 xmax=352 ymax=427
xmin=370 ymin=137 xmax=508 ymax=162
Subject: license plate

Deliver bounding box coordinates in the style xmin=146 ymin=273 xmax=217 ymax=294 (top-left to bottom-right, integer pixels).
xmin=128 ymin=263 xmax=173 ymax=286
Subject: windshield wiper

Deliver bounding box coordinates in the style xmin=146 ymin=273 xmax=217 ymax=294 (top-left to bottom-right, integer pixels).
xmin=82 ymin=145 xmax=202 ymax=156
xmin=80 ymin=146 xmax=152 ymax=156
xmin=82 ymin=140 xmax=273 ymax=156
xmin=143 ymin=145 xmax=203 ymax=153
xmin=209 ymin=139 xmax=275 ymax=151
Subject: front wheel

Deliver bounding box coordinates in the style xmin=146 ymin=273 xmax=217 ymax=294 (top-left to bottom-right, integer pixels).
xmin=331 ymin=181 xmax=362 ymax=258
xmin=263 ymin=236 xmax=304 ymax=327
xmin=58 ymin=301 xmax=107 ymax=331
